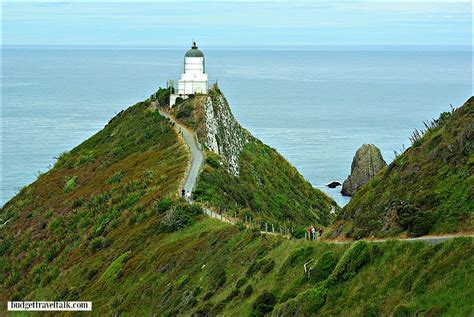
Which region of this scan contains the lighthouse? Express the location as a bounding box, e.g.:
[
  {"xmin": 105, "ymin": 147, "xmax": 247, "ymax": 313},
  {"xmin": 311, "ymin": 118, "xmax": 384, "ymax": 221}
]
[{"xmin": 169, "ymin": 42, "xmax": 209, "ymax": 107}]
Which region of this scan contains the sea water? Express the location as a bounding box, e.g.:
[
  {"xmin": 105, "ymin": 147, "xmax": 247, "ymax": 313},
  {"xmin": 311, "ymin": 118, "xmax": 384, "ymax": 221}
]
[{"xmin": 2, "ymin": 47, "xmax": 472, "ymax": 206}]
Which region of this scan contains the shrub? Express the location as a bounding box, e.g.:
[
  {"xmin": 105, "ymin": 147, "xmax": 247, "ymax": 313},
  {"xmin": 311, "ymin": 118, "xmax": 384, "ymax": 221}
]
[
  {"xmin": 301, "ymin": 284, "xmax": 329, "ymax": 312},
  {"xmin": 247, "ymin": 258, "xmax": 275, "ymax": 276},
  {"xmin": 223, "ymin": 289, "xmax": 240, "ymax": 303},
  {"xmin": 328, "ymin": 241, "xmax": 370, "ymax": 284},
  {"xmin": 89, "ymin": 236, "xmax": 108, "ymax": 252},
  {"xmin": 274, "ymin": 283, "xmax": 328, "ymax": 316},
  {"xmin": 158, "ymin": 207, "xmax": 191, "ymax": 233},
  {"xmin": 107, "ymin": 171, "xmax": 123, "ymax": 184},
  {"xmin": 63, "ymin": 176, "xmax": 78, "ymax": 193},
  {"xmin": 236, "ymin": 277, "xmax": 248, "ymax": 289},
  {"xmin": 175, "ymin": 97, "xmax": 184, "ymax": 105},
  {"xmin": 155, "ymin": 87, "xmax": 171, "ymax": 107},
  {"xmin": 243, "ymin": 284, "xmax": 253, "ymax": 298},
  {"xmin": 291, "ymin": 227, "xmax": 306, "ymax": 239},
  {"xmin": 396, "ymin": 203, "xmax": 433, "ymax": 237},
  {"xmin": 251, "ymin": 291, "xmax": 277, "ymax": 316},
  {"xmin": 176, "ymin": 104, "xmax": 193, "ymax": 119},
  {"xmin": 153, "ymin": 198, "xmax": 173, "ymax": 214},
  {"xmin": 209, "ymin": 266, "xmax": 227, "ymax": 291},
  {"xmin": 48, "ymin": 216, "xmax": 64, "ymax": 235},
  {"xmin": 75, "ymin": 151, "xmax": 96, "ymax": 167},
  {"xmin": 310, "ymin": 251, "xmax": 338, "ymax": 282},
  {"xmin": 206, "ymin": 154, "xmax": 221, "ymax": 169}
]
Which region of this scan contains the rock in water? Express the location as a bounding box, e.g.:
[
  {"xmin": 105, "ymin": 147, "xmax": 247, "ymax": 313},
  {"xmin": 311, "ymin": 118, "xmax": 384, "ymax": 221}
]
[
  {"xmin": 326, "ymin": 181, "xmax": 342, "ymax": 188},
  {"xmin": 341, "ymin": 144, "xmax": 387, "ymax": 196}
]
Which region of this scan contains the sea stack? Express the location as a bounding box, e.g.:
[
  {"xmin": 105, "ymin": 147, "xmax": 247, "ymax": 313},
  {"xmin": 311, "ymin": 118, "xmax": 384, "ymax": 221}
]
[{"xmin": 341, "ymin": 144, "xmax": 387, "ymax": 196}]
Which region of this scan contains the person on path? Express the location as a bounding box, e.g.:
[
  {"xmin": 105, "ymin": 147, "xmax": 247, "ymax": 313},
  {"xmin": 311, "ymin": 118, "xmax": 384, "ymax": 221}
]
[
  {"xmin": 181, "ymin": 189, "xmax": 185, "ymax": 198},
  {"xmin": 186, "ymin": 191, "xmax": 191, "ymax": 201},
  {"xmin": 312, "ymin": 226, "xmax": 317, "ymax": 240}
]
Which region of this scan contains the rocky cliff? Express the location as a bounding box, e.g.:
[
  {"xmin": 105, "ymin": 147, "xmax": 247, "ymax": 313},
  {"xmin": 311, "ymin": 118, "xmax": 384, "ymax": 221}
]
[
  {"xmin": 170, "ymin": 86, "xmax": 336, "ymax": 226},
  {"xmin": 170, "ymin": 87, "xmax": 249, "ymax": 176},
  {"xmin": 341, "ymin": 144, "xmax": 387, "ymax": 196},
  {"xmin": 202, "ymin": 89, "xmax": 249, "ymax": 176}
]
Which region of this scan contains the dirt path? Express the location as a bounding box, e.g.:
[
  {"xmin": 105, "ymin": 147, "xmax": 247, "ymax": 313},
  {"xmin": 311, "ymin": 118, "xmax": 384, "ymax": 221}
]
[{"xmin": 158, "ymin": 108, "xmax": 204, "ymax": 194}]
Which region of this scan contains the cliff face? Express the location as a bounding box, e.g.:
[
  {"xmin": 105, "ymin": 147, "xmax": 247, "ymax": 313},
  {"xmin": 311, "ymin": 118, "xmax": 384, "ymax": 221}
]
[
  {"xmin": 202, "ymin": 90, "xmax": 249, "ymax": 176},
  {"xmin": 170, "ymin": 88, "xmax": 249, "ymax": 176},
  {"xmin": 341, "ymin": 144, "xmax": 387, "ymax": 196},
  {"xmin": 334, "ymin": 97, "xmax": 474, "ymax": 238}
]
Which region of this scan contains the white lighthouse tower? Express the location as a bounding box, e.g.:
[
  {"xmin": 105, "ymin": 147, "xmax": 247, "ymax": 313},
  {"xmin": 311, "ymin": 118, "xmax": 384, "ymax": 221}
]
[{"xmin": 169, "ymin": 42, "xmax": 208, "ymax": 107}]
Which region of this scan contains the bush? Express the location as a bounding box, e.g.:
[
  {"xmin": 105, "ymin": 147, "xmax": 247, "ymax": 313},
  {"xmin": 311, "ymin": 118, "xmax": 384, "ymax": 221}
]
[
  {"xmin": 157, "ymin": 201, "xmax": 203, "ymax": 233},
  {"xmin": 247, "ymin": 258, "xmax": 275, "ymax": 276},
  {"xmin": 223, "ymin": 289, "xmax": 240, "ymax": 303},
  {"xmin": 175, "ymin": 97, "xmax": 184, "ymax": 105},
  {"xmin": 291, "ymin": 227, "xmax": 306, "ymax": 239},
  {"xmin": 328, "ymin": 241, "xmax": 370, "ymax": 284},
  {"xmin": 176, "ymin": 103, "xmax": 193, "ymax": 119},
  {"xmin": 48, "ymin": 216, "xmax": 64, "ymax": 235},
  {"xmin": 252, "ymin": 291, "xmax": 277, "ymax": 316},
  {"xmin": 107, "ymin": 171, "xmax": 123, "ymax": 184},
  {"xmin": 75, "ymin": 151, "xmax": 96, "ymax": 167},
  {"xmin": 63, "ymin": 176, "xmax": 78, "ymax": 193},
  {"xmin": 274, "ymin": 283, "xmax": 328, "ymax": 316},
  {"xmin": 396, "ymin": 203, "xmax": 433, "ymax": 237},
  {"xmin": 235, "ymin": 277, "xmax": 248, "ymax": 290},
  {"xmin": 153, "ymin": 198, "xmax": 173, "ymax": 214},
  {"xmin": 310, "ymin": 251, "xmax": 338, "ymax": 282},
  {"xmin": 155, "ymin": 87, "xmax": 171, "ymax": 107},
  {"xmin": 243, "ymin": 284, "xmax": 253, "ymax": 298},
  {"xmin": 206, "ymin": 153, "xmax": 221, "ymax": 169},
  {"xmin": 209, "ymin": 266, "xmax": 227, "ymax": 291},
  {"xmin": 89, "ymin": 236, "xmax": 109, "ymax": 252}
]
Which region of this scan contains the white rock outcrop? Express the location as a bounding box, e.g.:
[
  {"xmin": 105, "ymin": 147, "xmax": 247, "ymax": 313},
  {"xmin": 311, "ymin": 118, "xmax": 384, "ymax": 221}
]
[{"xmin": 203, "ymin": 92, "xmax": 248, "ymax": 176}]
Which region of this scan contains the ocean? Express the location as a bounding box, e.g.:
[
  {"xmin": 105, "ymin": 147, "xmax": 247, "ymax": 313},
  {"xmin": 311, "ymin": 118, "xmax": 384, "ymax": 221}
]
[{"xmin": 2, "ymin": 47, "xmax": 472, "ymax": 207}]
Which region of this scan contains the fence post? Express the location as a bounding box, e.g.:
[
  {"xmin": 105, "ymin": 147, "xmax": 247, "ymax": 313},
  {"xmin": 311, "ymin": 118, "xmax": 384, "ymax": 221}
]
[
  {"xmin": 272, "ymin": 224, "xmax": 274, "ymax": 233},
  {"xmin": 265, "ymin": 222, "xmax": 268, "ymax": 232}
]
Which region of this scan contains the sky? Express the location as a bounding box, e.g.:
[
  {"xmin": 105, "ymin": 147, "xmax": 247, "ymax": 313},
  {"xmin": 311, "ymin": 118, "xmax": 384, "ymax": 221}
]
[{"xmin": 2, "ymin": 1, "xmax": 472, "ymax": 47}]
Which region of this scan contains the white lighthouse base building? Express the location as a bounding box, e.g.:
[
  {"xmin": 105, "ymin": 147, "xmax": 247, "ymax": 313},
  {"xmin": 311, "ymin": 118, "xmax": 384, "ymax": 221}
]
[{"xmin": 169, "ymin": 42, "xmax": 208, "ymax": 107}]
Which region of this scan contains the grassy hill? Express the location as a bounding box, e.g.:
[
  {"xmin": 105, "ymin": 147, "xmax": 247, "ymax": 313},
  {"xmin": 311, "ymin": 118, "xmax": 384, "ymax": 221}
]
[
  {"xmin": 1, "ymin": 93, "xmax": 473, "ymax": 316},
  {"xmin": 2, "ymin": 214, "xmax": 473, "ymax": 316},
  {"xmin": 0, "ymin": 99, "xmax": 190, "ymax": 303},
  {"xmin": 334, "ymin": 97, "xmax": 474, "ymax": 239},
  {"xmin": 170, "ymin": 87, "xmax": 336, "ymax": 228}
]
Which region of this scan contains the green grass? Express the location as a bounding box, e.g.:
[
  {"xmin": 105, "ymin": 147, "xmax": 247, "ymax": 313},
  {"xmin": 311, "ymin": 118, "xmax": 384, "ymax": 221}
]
[
  {"xmin": 5, "ymin": 215, "xmax": 469, "ymax": 316},
  {"xmin": 0, "ymin": 99, "xmax": 189, "ymax": 306},
  {"xmin": 337, "ymin": 97, "xmax": 474, "ymax": 238}
]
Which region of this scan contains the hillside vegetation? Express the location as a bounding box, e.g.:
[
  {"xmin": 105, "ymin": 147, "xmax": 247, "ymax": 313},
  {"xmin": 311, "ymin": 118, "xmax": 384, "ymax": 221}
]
[
  {"xmin": 170, "ymin": 88, "xmax": 336, "ymax": 228},
  {"xmin": 1, "ymin": 92, "xmax": 473, "ymax": 316},
  {"xmin": 335, "ymin": 97, "xmax": 474, "ymax": 239},
  {"xmin": 2, "ymin": 214, "xmax": 473, "ymax": 316},
  {"xmin": 0, "ymin": 100, "xmax": 190, "ymax": 302}
]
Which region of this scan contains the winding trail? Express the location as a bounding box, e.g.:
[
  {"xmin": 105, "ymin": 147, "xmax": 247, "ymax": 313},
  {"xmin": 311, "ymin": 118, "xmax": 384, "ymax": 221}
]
[
  {"xmin": 157, "ymin": 105, "xmax": 473, "ymax": 245},
  {"xmin": 158, "ymin": 109, "xmax": 204, "ymax": 194}
]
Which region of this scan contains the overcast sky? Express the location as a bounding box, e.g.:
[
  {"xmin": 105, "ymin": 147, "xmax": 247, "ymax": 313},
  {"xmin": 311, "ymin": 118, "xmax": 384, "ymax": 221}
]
[{"xmin": 2, "ymin": 1, "xmax": 472, "ymax": 47}]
